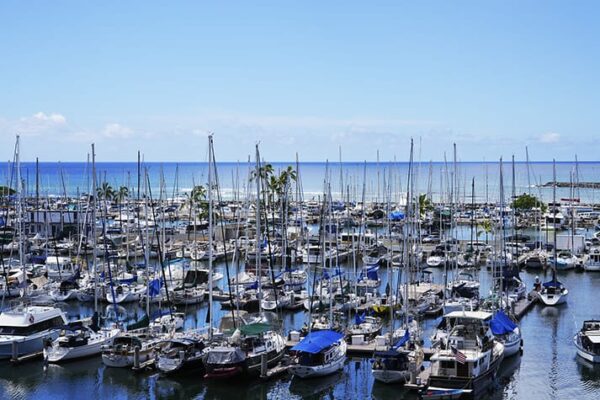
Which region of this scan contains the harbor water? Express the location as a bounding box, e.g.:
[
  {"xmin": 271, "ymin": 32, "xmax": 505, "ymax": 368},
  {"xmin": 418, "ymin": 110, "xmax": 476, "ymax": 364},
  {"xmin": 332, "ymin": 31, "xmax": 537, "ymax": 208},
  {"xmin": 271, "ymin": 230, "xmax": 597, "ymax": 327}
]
[{"xmin": 1, "ymin": 259, "xmax": 600, "ymax": 400}]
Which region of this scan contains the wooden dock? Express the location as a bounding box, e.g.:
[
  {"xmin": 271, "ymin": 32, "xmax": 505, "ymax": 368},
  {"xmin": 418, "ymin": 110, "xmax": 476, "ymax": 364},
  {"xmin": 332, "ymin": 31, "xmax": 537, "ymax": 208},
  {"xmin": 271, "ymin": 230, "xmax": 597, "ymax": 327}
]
[{"xmin": 512, "ymin": 290, "xmax": 539, "ymax": 320}]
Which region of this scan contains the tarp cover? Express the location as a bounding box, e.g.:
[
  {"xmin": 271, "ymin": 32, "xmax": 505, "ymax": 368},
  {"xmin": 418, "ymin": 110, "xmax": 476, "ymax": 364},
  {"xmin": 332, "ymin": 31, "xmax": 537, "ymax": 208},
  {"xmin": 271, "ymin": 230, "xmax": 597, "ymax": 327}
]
[
  {"xmin": 388, "ymin": 211, "xmax": 405, "ymax": 221},
  {"xmin": 291, "ymin": 330, "xmax": 343, "ymax": 354},
  {"xmin": 490, "ymin": 311, "xmax": 518, "ymax": 335},
  {"xmin": 206, "ymin": 347, "xmax": 246, "ymax": 365}
]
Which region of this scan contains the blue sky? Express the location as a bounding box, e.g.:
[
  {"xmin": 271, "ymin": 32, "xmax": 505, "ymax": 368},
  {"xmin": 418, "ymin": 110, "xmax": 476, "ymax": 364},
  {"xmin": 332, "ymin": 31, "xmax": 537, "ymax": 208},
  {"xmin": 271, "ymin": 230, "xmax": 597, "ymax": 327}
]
[{"xmin": 0, "ymin": 1, "xmax": 598, "ymax": 162}]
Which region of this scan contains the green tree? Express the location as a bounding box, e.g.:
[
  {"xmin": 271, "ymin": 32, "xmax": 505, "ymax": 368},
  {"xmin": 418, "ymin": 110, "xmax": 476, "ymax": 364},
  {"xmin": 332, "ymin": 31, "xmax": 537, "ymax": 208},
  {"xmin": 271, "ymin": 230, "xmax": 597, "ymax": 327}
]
[
  {"xmin": 0, "ymin": 186, "xmax": 16, "ymax": 197},
  {"xmin": 512, "ymin": 193, "xmax": 547, "ymax": 212},
  {"xmin": 96, "ymin": 182, "xmax": 115, "ymax": 201},
  {"xmin": 418, "ymin": 194, "xmax": 434, "ymax": 217}
]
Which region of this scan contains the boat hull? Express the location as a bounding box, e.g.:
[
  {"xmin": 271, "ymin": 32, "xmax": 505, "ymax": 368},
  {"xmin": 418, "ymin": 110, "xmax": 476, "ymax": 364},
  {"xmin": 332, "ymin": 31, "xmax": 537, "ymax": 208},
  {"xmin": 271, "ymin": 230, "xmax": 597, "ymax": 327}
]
[
  {"xmin": 290, "ymin": 354, "xmax": 345, "ymax": 378},
  {"xmin": 0, "ymin": 331, "xmax": 59, "ymax": 360},
  {"xmin": 428, "ymin": 350, "xmax": 504, "ymax": 399}
]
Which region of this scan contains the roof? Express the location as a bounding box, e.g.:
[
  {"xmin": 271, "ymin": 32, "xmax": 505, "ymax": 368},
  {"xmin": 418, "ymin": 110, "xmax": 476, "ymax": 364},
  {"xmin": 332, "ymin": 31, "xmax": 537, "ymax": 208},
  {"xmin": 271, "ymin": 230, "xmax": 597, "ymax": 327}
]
[
  {"xmin": 291, "ymin": 330, "xmax": 344, "ymax": 354},
  {"xmin": 444, "ymin": 310, "xmax": 492, "ymax": 320}
]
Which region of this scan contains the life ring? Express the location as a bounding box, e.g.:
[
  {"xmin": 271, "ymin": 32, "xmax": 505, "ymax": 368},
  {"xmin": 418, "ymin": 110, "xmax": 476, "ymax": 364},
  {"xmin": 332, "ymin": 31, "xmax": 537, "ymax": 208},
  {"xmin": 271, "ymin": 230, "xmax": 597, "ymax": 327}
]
[{"xmin": 29, "ymin": 314, "xmax": 35, "ymax": 324}]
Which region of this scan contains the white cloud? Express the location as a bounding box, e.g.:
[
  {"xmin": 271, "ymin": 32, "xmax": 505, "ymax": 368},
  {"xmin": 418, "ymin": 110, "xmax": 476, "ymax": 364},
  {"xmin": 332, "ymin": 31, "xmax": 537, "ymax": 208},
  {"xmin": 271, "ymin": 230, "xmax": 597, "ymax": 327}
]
[
  {"xmin": 102, "ymin": 123, "xmax": 133, "ymax": 138},
  {"xmin": 538, "ymin": 132, "xmax": 560, "ymax": 143},
  {"xmin": 30, "ymin": 112, "xmax": 66, "ymax": 124}
]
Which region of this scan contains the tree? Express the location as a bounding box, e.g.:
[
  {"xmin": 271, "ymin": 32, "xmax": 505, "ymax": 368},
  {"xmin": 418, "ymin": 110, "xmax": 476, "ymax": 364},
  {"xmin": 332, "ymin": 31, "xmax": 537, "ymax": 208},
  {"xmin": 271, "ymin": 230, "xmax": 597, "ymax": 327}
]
[
  {"xmin": 512, "ymin": 193, "xmax": 547, "ymax": 212},
  {"xmin": 96, "ymin": 182, "xmax": 114, "ymax": 201},
  {"xmin": 0, "ymin": 186, "xmax": 16, "ymax": 197},
  {"xmin": 418, "ymin": 194, "xmax": 434, "ymax": 217}
]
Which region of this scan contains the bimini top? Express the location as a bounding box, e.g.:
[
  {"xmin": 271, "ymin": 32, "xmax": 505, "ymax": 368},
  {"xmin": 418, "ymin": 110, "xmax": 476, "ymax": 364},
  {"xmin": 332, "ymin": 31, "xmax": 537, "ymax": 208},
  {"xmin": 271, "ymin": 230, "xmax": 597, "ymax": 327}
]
[
  {"xmin": 444, "ymin": 310, "xmax": 492, "ymax": 321},
  {"xmin": 239, "ymin": 322, "xmax": 272, "ymax": 336},
  {"xmin": 291, "ymin": 330, "xmax": 344, "ymax": 354},
  {"xmin": 490, "ymin": 311, "xmax": 518, "ymax": 335}
]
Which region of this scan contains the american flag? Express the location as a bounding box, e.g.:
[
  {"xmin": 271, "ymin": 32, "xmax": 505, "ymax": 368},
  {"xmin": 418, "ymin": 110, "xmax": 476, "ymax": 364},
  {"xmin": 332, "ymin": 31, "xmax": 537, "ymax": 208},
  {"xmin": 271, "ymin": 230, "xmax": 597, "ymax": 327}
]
[{"xmin": 451, "ymin": 346, "xmax": 467, "ymax": 364}]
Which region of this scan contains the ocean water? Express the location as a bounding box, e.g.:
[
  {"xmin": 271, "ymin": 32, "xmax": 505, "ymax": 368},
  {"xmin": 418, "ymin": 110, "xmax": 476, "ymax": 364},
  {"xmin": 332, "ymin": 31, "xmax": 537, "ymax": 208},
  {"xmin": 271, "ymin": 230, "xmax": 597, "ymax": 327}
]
[{"xmin": 6, "ymin": 161, "xmax": 600, "ymax": 203}]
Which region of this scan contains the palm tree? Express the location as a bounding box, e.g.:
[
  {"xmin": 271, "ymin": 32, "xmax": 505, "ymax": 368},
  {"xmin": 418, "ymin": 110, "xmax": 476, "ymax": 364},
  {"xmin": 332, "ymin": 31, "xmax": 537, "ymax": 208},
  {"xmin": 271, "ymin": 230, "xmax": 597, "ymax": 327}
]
[
  {"xmin": 97, "ymin": 182, "xmax": 115, "ymax": 201},
  {"xmin": 418, "ymin": 193, "xmax": 433, "ymax": 217},
  {"xmin": 276, "ymin": 166, "xmax": 297, "ymax": 210}
]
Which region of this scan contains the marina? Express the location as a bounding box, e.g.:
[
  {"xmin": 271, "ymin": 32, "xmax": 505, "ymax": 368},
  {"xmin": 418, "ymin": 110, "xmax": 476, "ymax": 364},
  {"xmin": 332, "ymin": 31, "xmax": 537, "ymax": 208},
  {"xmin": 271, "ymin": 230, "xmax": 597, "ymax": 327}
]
[
  {"xmin": 0, "ymin": 136, "xmax": 599, "ymax": 400},
  {"xmin": 2, "ymin": 2, "xmax": 600, "ymax": 399}
]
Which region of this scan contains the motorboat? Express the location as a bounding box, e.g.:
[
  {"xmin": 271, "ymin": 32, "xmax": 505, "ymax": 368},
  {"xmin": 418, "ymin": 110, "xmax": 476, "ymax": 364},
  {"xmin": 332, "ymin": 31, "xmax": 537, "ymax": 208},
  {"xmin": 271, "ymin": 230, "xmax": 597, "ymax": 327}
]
[
  {"xmin": 289, "ymin": 330, "xmax": 346, "ymax": 378},
  {"xmin": 574, "ymin": 320, "xmax": 600, "ymax": 363},
  {"xmin": 0, "ymin": 304, "xmax": 68, "ymax": 359}
]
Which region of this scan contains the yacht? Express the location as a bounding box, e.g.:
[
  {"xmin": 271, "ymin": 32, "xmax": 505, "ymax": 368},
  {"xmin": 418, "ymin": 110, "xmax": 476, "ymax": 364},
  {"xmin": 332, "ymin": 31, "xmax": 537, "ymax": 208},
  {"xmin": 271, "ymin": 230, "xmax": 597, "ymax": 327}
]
[
  {"xmin": 0, "ymin": 304, "xmax": 67, "ymax": 359},
  {"xmin": 427, "ymin": 311, "xmax": 505, "ymax": 398},
  {"xmin": 156, "ymin": 334, "xmax": 207, "ymax": 375},
  {"xmin": 204, "ymin": 322, "xmax": 286, "ymax": 379},
  {"xmin": 426, "ymin": 249, "xmax": 447, "ymax": 268},
  {"xmin": 289, "ymin": 330, "xmax": 346, "ymax": 378},
  {"xmin": 101, "ymin": 330, "xmax": 165, "ymax": 368},
  {"xmin": 372, "ymin": 331, "xmax": 424, "ymax": 384},
  {"xmin": 44, "ymin": 319, "xmax": 120, "ymax": 363},
  {"xmin": 45, "ymin": 257, "xmax": 79, "ymax": 281},
  {"xmin": 584, "ymin": 248, "xmax": 600, "ymax": 272},
  {"xmin": 574, "ymin": 320, "xmax": 600, "ymax": 363},
  {"xmin": 538, "ymin": 280, "xmax": 568, "ymax": 306}
]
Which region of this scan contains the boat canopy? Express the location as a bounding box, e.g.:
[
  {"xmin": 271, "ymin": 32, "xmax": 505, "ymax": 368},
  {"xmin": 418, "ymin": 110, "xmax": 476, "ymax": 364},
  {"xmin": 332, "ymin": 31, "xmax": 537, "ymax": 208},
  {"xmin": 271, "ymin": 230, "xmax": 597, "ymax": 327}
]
[
  {"xmin": 239, "ymin": 322, "xmax": 272, "ymax": 336},
  {"xmin": 490, "ymin": 311, "xmax": 517, "ymax": 335},
  {"xmin": 543, "ymin": 280, "xmax": 563, "ymax": 288},
  {"xmin": 291, "ymin": 330, "xmax": 343, "ymax": 354}
]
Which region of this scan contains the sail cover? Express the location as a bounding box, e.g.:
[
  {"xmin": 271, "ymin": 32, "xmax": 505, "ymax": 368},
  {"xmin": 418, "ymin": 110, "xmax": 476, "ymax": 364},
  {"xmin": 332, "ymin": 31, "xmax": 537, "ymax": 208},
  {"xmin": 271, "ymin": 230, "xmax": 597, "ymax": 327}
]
[
  {"xmin": 490, "ymin": 311, "xmax": 518, "ymax": 335},
  {"xmin": 291, "ymin": 330, "xmax": 344, "ymax": 354}
]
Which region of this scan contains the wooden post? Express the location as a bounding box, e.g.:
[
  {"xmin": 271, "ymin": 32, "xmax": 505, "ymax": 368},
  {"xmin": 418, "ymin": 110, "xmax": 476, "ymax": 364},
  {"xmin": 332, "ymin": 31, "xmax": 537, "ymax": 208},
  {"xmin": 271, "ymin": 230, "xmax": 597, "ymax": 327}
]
[
  {"xmin": 133, "ymin": 346, "xmax": 140, "ymax": 369},
  {"xmin": 260, "ymin": 353, "xmax": 267, "ymax": 378},
  {"xmin": 11, "ymin": 341, "xmax": 18, "ymax": 362}
]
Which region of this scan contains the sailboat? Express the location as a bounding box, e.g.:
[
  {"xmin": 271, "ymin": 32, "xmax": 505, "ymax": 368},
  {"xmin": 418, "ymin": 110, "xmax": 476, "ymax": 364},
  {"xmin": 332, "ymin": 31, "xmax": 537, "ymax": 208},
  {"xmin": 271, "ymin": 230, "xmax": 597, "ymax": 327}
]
[
  {"xmin": 539, "ymin": 160, "xmax": 569, "ymax": 306},
  {"xmin": 372, "ymin": 139, "xmax": 424, "ymax": 385},
  {"xmin": 44, "ymin": 314, "xmax": 120, "ymax": 363}
]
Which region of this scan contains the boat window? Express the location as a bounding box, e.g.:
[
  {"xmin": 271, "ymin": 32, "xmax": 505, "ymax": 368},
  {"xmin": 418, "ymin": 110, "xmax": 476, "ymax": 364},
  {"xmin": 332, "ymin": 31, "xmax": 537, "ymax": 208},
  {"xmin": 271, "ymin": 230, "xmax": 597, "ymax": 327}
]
[
  {"xmin": 0, "ymin": 316, "xmax": 64, "ymax": 336},
  {"xmin": 440, "ymin": 360, "xmax": 455, "ymax": 369}
]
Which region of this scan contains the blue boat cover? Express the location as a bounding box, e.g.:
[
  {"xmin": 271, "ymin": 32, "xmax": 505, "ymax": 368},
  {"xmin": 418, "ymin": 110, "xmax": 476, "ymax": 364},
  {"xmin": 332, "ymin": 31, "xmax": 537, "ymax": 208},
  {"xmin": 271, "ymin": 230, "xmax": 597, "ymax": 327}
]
[
  {"xmin": 392, "ymin": 329, "xmax": 410, "ymax": 350},
  {"xmin": 490, "ymin": 311, "xmax": 517, "ymax": 335},
  {"xmin": 291, "ymin": 330, "xmax": 344, "ymax": 354},
  {"xmin": 149, "ymin": 279, "xmax": 162, "ymax": 297},
  {"xmin": 388, "ymin": 211, "xmax": 405, "ymax": 221},
  {"xmin": 355, "ymin": 312, "xmax": 366, "ymax": 325},
  {"xmin": 542, "ymin": 280, "xmax": 563, "ymax": 288}
]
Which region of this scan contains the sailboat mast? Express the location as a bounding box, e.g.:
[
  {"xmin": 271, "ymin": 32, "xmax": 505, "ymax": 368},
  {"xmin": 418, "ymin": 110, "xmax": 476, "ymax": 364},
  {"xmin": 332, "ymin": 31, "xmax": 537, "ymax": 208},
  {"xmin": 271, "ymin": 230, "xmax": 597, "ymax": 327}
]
[
  {"xmin": 552, "ymin": 159, "xmax": 557, "ymax": 282},
  {"xmin": 208, "ymin": 135, "xmax": 214, "ymax": 338},
  {"xmin": 255, "ymin": 144, "xmax": 262, "ymax": 313}
]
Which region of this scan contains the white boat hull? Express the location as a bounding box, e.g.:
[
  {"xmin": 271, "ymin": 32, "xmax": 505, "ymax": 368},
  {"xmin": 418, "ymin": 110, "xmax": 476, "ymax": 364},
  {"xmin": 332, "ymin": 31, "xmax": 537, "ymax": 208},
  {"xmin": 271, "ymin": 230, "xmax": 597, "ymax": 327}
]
[
  {"xmin": 45, "ymin": 330, "xmax": 120, "ymax": 363},
  {"xmin": 290, "ymin": 354, "xmax": 345, "ymax": 378}
]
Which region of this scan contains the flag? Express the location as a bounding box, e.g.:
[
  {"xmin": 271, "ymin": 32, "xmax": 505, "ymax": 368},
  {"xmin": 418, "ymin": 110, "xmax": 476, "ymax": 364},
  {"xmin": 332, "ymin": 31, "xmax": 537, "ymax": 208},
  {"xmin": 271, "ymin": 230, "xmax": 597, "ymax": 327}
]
[{"xmin": 451, "ymin": 346, "xmax": 467, "ymax": 364}]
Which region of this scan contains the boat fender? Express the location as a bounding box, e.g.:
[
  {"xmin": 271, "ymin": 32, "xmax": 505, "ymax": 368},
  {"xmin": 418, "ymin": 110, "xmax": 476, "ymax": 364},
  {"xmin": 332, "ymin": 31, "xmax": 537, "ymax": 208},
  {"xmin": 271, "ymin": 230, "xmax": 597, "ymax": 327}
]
[
  {"xmin": 29, "ymin": 314, "xmax": 35, "ymax": 324},
  {"xmin": 420, "ymin": 365, "xmax": 425, "ymax": 372},
  {"xmin": 519, "ymin": 348, "xmax": 523, "ymax": 356}
]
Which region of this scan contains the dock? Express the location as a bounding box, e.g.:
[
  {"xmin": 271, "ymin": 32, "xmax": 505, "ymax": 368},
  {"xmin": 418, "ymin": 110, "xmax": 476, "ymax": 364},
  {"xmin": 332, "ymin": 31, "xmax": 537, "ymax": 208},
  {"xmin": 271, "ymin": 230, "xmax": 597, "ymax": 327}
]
[{"xmin": 512, "ymin": 290, "xmax": 539, "ymax": 320}]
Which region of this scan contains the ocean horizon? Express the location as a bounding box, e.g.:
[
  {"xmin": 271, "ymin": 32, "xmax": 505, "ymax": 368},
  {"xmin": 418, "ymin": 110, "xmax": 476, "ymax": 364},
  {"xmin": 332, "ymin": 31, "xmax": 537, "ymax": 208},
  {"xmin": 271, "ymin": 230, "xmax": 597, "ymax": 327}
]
[{"xmin": 3, "ymin": 160, "xmax": 599, "ymax": 203}]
